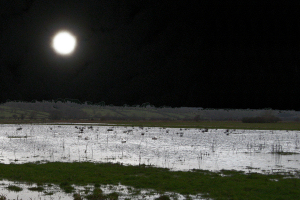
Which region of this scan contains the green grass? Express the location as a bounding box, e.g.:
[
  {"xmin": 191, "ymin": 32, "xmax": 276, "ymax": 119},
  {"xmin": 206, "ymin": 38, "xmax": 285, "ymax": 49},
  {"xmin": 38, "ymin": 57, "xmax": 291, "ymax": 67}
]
[
  {"xmin": 59, "ymin": 182, "xmax": 75, "ymax": 193},
  {"xmin": 6, "ymin": 185, "xmax": 23, "ymax": 192},
  {"xmin": 28, "ymin": 186, "xmax": 44, "ymax": 191},
  {"xmin": 85, "ymin": 188, "xmax": 118, "ymax": 200},
  {"xmin": 155, "ymin": 195, "xmax": 171, "ymax": 200},
  {"xmin": 0, "ymin": 162, "xmax": 299, "ymax": 199}
]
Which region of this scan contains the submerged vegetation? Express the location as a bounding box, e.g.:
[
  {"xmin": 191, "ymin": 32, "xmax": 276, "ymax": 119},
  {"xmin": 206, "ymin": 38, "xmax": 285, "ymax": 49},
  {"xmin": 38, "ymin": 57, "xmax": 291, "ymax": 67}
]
[
  {"xmin": 6, "ymin": 185, "xmax": 23, "ymax": 192},
  {"xmin": 84, "ymin": 188, "xmax": 118, "ymax": 200},
  {"xmin": 27, "ymin": 186, "xmax": 44, "ymax": 191},
  {"xmin": 270, "ymin": 152, "xmax": 300, "ymax": 155},
  {"xmin": 0, "ymin": 162, "xmax": 300, "ymax": 199},
  {"xmin": 7, "ymin": 135, "xmax": 29, "ymax": 139}
]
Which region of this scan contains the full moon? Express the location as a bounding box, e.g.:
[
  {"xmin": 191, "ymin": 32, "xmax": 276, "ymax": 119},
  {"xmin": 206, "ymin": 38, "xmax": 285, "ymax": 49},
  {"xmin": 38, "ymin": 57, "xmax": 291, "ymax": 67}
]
[{"xmin": 52, "ymin": 31, "xmax": 77, "ymax": 55}]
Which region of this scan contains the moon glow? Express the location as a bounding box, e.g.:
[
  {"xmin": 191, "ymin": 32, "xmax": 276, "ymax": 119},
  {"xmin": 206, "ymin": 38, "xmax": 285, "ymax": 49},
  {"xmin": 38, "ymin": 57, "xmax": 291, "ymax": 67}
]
[{"xmin": 52, "ymin": 31, "xmax": 77, "ymax": 55}]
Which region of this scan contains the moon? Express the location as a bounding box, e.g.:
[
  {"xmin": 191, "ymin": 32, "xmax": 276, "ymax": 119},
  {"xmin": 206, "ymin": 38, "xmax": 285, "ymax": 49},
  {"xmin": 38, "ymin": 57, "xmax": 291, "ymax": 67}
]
[{"xmin": 52, "ymin": 31, "xmax": 77, "ymax": 55}]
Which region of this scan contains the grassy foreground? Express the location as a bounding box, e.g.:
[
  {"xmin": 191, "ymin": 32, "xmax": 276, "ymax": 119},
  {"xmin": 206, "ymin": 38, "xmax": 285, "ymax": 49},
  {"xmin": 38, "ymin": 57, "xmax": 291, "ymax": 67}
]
[{"xmin": 0, "ymin": 162, "xmax": 299, "ymax": 199}]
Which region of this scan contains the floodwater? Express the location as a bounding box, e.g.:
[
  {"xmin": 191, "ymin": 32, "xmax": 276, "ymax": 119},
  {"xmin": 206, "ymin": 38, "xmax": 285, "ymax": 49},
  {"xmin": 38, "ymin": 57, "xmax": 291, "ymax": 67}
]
[
  {"xmin": 0, "ymin": 180, "xmax": 205, "ymax": 200},
  {"xmin": 0, "ymin": 124, "xmax": 299, "ymax": 199}
]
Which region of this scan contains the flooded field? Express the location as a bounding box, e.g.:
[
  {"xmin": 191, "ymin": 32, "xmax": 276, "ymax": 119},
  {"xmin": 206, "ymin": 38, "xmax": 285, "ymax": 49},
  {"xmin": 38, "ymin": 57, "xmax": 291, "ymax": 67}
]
[
  {"xmin": 0, "ymin": 123, "xmax": 300, "ymax": 199},
  {"xmin": 1, "ymin": 124, "xmax": 300, "ymax": 173},
  {"xmin": 0, "ymin": 180, "xmax": 200, "ymax": 200}
]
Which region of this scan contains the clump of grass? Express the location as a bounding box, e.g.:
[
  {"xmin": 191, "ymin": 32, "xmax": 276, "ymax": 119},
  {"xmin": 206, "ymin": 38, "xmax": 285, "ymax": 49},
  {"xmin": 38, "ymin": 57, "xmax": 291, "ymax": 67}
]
[
  {"xmin": 0, "ymin": 194, "xmax": 6, "ymax": 200},
  {"xmin": 59, "ymin": 182, "xmax": 74, "ymax": 193},
  {"xmin": 85, "ymin": 188, "xmax": 104, "ymax": 199},
  {"xmin": 73, "ymin": 193, "xmax": 83, "ymax": 200},
  {"xmin": 37, "ymin": 182, "xmax": 43, "ymax": 186},
  {"xmin": 84, "ymin": 186, "xmax": 90, "ymax": 194},
  {"xmin": 184, "ymin": 195, "xmax": 193, "ymax": 200},
  {"xmin": 44, "ymin": 191, "xmax": 54, "ymax": 195},
  {"xmin": 6, "ymin": 185, "xmax": 22, "ymax": 192},
  {"xmin": 85, "ymin": 188, "xmax": 119, "ymax": 200},
  {"xmin": 28, "ymin": 186, "xmax": 44, "ymax": 191},
  {"xmin": 131, "ymin": 188, "xmax": 141, "ymax": 195},
  {"xmin": 155, "ymin": 195, "xmax": 171, "ymax": 200},
  {"xmin": 106, "ymin": 192, "xmax": 119, "ymax": 199}
]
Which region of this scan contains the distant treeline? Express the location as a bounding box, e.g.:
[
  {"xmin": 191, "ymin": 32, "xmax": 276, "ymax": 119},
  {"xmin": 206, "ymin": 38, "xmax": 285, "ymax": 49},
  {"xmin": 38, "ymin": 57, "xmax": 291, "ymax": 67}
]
[{"xmin": 0, "ymin": 100, "xmax": 300, "ymax": 122}]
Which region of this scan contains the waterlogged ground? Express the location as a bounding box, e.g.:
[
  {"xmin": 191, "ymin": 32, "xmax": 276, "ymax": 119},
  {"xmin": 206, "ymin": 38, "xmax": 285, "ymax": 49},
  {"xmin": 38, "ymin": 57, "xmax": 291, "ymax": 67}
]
[
  {"xmin": 0, "ymin": 124, "xmax": 300, "ymax": 173},
  {"xmin": 0, "ymin": 180, "xmax": 202, "ymax": 200},
  {"xmin": 0, "ymin": 124, "xmax": 300, "ymax": 199}
]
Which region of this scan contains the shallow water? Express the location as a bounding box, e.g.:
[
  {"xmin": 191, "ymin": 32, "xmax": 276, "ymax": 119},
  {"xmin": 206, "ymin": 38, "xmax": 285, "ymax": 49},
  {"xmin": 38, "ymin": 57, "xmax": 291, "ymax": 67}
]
[
  {"xmin": 0, "ymin": 180, "xmax": 205, "ymax": 200},
  {"xmin": 1, "ymin": 124, "xmax": 300, "ymax": 174},
  {"xmin": 1, "ymin": 124, "xmax": 299, "ymax": 199},
  {"xmin": 0, "ymin": 180, "xmax": 72, "ymax": 199}
]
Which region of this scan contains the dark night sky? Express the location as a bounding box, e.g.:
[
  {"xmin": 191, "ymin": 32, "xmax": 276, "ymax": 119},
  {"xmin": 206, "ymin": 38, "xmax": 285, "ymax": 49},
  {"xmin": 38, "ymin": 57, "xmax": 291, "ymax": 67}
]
[{"xmin": 0, "ymin": 1, "xmax": 299, "ymax": 110}]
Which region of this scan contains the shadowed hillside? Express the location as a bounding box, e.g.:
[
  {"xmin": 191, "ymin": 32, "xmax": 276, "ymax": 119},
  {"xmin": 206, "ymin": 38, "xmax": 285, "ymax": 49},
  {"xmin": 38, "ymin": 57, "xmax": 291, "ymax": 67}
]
[{"xmin": 1, "ymin": 100, "xmax": 300, "ymax": 122}]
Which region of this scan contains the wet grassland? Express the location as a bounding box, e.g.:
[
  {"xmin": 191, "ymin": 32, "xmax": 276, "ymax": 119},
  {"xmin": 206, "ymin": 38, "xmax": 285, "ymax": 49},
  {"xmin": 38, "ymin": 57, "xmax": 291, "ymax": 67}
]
[
  {"xmin": 1, "ymin": 123, "xmax": 300, "ymax": 199},
  {"xmin": 0, "ymin": 162, "xmax": 300, "ymax": 200}
]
